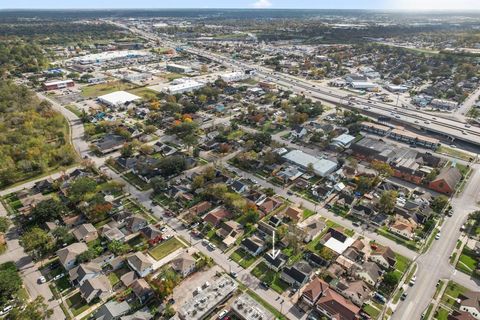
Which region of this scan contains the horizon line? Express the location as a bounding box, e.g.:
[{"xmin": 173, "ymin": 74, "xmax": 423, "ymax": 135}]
[{"xmin": 1, "ymin": 8, "xmax": 480, "ymax": 11}]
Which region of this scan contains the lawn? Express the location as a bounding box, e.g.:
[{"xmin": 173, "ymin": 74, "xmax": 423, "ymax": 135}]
[
  {"xmin": 127, "ymin": 87, "xmax": 158, "ymax": 100},
  {"xmin": 456, "ymin": 247, "xmax": 478, "ymax": 276},
  {"xmin": 162, "ymin": 72, "xmax": 185, "ymax": 81},
  {"xmin": 65, "ymin": 105, "xmax": 83, "ymax": 117},
  {"xmin": 108, "ymin": 272, "xmax": 120, "ymax": 286},
  {"xmin": 54, "ymin": 276, "xmax": 72, "ymax": 293},
  {"xmin": 66, "ymin": 292, "xmax": 90, "ymax": 316},
  {"xmin": 148, "ymin": 237, "xmax": 184, "ymax": 261},
  {"xmin": 377, "ymin": 227, "xmax": 420, "ymax": 251},
  {"xmin": 395, "ymin": 254, "xmax": 411, "ymax": 274},
  {"xmin": 251, "ymin": 262, "xmax": 289, "ymax": 293},
  {"xmin": 230, "ymin": 248, "xmax": 257, "ymax": 269},
  {"xmin": 122, "ymin": 172, "xmax": 151, "ymax": 191},
  {"xmin": 435, "ymin": 307, "xmax": 450, "ymax": 320},
  {"xmin": 303, "ymin": 209, "xmax": 315, "ymax": 219},
  {"xmin": 437, "ymin": 146, "xmax": 473, "ymax": 161},
  {"xmin": 441, "ymin": 281, "xmax": 467, "ymax": 308},
  {"xmin": 81, "ymin": 81, "xmax": 136, "ymax": 98},
  {"xmin": 362, "ymin": 303, "xmax": 381, "ymax": 319}
]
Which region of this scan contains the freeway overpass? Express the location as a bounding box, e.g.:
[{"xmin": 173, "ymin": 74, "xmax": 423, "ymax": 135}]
[{"xmin": 120, "ymin": 22, "xmax": 480, "ymax": 148}]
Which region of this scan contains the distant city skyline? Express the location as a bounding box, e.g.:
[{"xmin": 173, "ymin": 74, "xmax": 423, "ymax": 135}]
[{"xmin": 1, "ymin": 0, "xmax": 478, "ymax": 10}]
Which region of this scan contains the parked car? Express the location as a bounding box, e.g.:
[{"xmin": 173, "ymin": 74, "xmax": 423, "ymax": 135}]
[
  {"xmin": 401, "ymin": 291, "xmax": 408, "ymax": 300},
  {"xmin": 208, "ymin": 243, "xmax": 217, "ymax": 250},
  {"xmin": 0, "ymin": 305, "xmax": 13, "ymax": 316},
  {"xmin": 218, "ymin": 309, "xmax": 228, "ymax": 319},
  {"xmin": 435, "ymin": 233, "xmax": 441, "ymax": 240},
  {"xmin": 38, "ymin": 276, "xmax": 47, "ymax": 284}
]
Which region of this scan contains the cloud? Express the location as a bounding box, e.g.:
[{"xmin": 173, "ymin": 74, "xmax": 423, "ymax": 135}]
[{"xmin": 252, "ymin": 0, "xmax": 272, "ymax": 8}]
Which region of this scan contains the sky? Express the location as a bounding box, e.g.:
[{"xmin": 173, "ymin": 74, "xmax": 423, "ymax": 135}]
[{"xmin": 1, "ymin": 0, "xmax": 479, "ymax": 10}]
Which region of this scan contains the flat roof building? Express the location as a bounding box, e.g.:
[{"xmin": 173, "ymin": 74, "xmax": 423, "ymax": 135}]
[
  {"xmin": 178, "ymin": 275, "xmax": 237, "ymax": 320},
  {"xmin": 166, "ymin": 63, "xmax": 192, "ymax": 74},
  {"xmin": 164, "ymin": 80, "xmax": 204, "ymax": 94},
  {"xmin": 43, "ymin": 79, "xmax": 74, "ymax": 91},
  {"xmin": 283, "ymin": 150, "xmax": 337, "ymax": 177},
  {"xmin": 231, "ymin": 293, "xmax": 275, "ymax": 320},
  {"xmin": 98, "ymin": 91, "xmax": 141, "ymax": 107}
]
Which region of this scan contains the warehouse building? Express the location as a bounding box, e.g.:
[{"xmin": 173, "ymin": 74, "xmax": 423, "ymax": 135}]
[
  {"xmin": 220, "ymin": 71, "xmax": 249, "ymax": 82},
  {"xmin": 166, "ymin": 63, "xmax": 192, "ymax": 74},
  {"xmin": 164, "ymin": 80, "xmax": 204, "ymax": 94},
  {"xmin": 350, "ymin": 81, "xmax": 379, "ymax": 91},
  {"xmin": 283, "ymin": 150, "xmax": 337, "ymax": 177},
  {"xmin": 98, "ymin": 91, "xmax": 141, "ymax": 108},
  {"xmin": 43, "ymin": 79, "xmax": 74, "ymax": 91}
]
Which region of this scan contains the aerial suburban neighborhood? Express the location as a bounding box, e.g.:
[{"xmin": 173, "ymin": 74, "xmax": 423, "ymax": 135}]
[{"xmin": 0, "ymin": 3, "xmax": 480, "ymax": 320}]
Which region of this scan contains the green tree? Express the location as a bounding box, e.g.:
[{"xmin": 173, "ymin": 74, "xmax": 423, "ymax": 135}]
[
  {"xmin": 431, "ymin": 195, "xmax": 449, "ymax": 213},
  {"xmin": 7, "ymin": 296, "xmax": 53, "ymax": 320},
  {"xmin": 378, "ymin": 190, "xmax": 398, "ymax": 214},
  {"xmin": 52, "ymin": 226, "xmax": 75, "ymax": 245},
  {"xmin": 29, "ymin": 199, "xmax": 66, "ymax": 225},
  {"xmin": 20, "ymin": 227, "xmax": 55, "ymax": 259},
  {"xmin": 68, "ymin": 177, "xmax": 97, "ymax": 203},
  {"xmin": 0, "ymin": 262, "xmax": 22, "ymax": 305},
  {"xmin": 108, "ymin": 240, "xmax": 131, "ymax": 255},
  {"xmin": 0, "ymin": 217, "xmax": 11, "ymax": 233}
]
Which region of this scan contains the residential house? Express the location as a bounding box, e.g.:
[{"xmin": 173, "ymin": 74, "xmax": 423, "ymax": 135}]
[
  {"xmin": 187, "ymin": 201, "xmax": 212, "ymax": 217},
  {"xmin": 259, "ymin": 197, "xmax": 283, "ymax": 215},
  {"xmin": 127, "ymin": 252, "xmax": 154, "ymax": 277},
  {"xmin": 291, "ymin": 125, "xmax": 307, "ymax": 139},
  {"xmin": 131, "ymin": 279, "xmax": 153, "ymax": 303},
  {"xmin": 73, "ymin": 223, "xmax": 99, "ymax": 243},
  {"xmin": 264, "ymin": 252, "xmax": 287, "ymax": 272},
  {"xmin": 126, "ymin": 215, "xmax": 149, "ymax": 233},
  {"xmin": 120, "ymin": 271, "xmax": 138, "ymax": 287},
  {"xmin": 57, "ymin": 242, "xmax": 88, "ymax": 270},
  {"xmin": 389, "ymin": 217, "xmax": 417, "ymax": 240},
  {"xmin": 80, "ymin": 275, "xmax": 112, "ymax": 303},
  {"xmin": 203, "ymin": 207, "xmax": 233, "ymax": 227},
  {"xmin": 284, "ymin": 206, "xmax": 303, "ymax": 223},
  {"xmin": 429, "ymin": 166, "xmax": 462, "ymax": 195},
  {"xmin": 171, "ymin": 252, "xmax": 196, "ymax": 277},
  {"xmin": 231, "ymin": 180, "xmax": 248, "ymax": 194},
  {"xmin": 370, "ymin": 246, "xmax": 396, "ymax": 269},
  {"xmin": 299, "ymin": 218, "xmax": 326, "ymax": 243},
  {"xmin": 300, "ymin": 277, "xmax": 328, "ymax": 309},
  {"xmin": 459, "ymin": 290, "xmax": 480, "ymax": 320},
  {"xmin": 241, "ymin": 236, "xmax": 266, "ymax": 257},
  {"xmin": 336, "ymin": 193, "xmax": 356, "ymax": 208},
  {"xmin": 69, "ymin": 262, "xmax": 102, "ymax": 286},
  {"xmin": 94, "ymin": 301, "xmax": 130, "ymax": 320},
  {"xmin": 355, "ymin": 262, "xmax": 383, "ymax": 286},
  {"xmin": 102, "ymin": 223, "xmax": 126, "ymax": 242},
  {"xmin": 448, "ymin": 311, "xmax": 477, "ymax": 320},
  {"xmin": 280, "ymin": 261, "xmax": 312, "ymax": 288},
  {"xmin": 334, "ymin": 280, "xmax": 371, "ymax": 307},
  {"xmin": 216, "ymin": 220, "xmax": 244, "ymax": 247},
  {"xmin": 140, "ymin": 225, "xmax": 163, "ymax": 245}
]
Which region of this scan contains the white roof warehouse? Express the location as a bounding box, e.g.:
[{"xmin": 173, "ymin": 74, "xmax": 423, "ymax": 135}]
[
  {"xmin": 98, "ymin": 91, "xmax": 141, "ymax": 107},
  {"xmin": 283, "ymin": 150, "xmax": 337, "ymax": 177}
]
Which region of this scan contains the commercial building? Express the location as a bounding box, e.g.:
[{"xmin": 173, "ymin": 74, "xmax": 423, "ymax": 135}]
[
  {"xmin": 231, "ymin": 293, "xmax": 275, "ymax": 320},
  {"xmin": 178, "ymin": 275, "xmax": 237, "ymax": 320},
  {"xmin": 283, "ymin": 150, "xmax": 337, "ymax": 177},
  {"xmin": 71, "ymin": 50, "xmax": 151, "ymax": 65},
  {"xmin": 385, "ymin": 84, "xmax": 409, "ymax": 93},
  {"xmin": 220, "ymin": 71, "xmax": 249, "ymax": 82},
  {"xmin": 430, "ymin": 99, "xmax": 458, "ymax": 110},
  {"xmin": 350, "ymin": 81, "xmax": 379, "ymax": 91},
  {"xmin": 166, "ymin": 63, "xmax": 192, "ymax": 74},
  {"xmin": 164, "ymin": 80, "xmax": 205, "ymax": 94},
  {"xmin": 330, "ymin": 133, "xmax": 356, "ymax": 149},
  {"xmin": 43, "ymin": 79, "xmax": 74, "ymax": 91},
  {"xmin": 98, "ymin": 91, "xmax": 141, "ymax": 108}
]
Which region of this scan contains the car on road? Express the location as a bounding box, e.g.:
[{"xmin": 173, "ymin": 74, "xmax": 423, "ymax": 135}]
[
  {"xmin": 287, "ymin": 191, "xmax": 294, "ymax": 196},
  {"xmin": 230, "ymin": 271, "xmax": 237, "ymax": 278},
  {"xmin": 352, "ymin": 221, "xmax": 361, "ymax": 227},
  {"xmin": 202, "ymin": 239, "xmax": 210, "ymax": 246},
  {"xmin": 260, "ymin": 281, "xmax": 269, "ymax": 289},
  {"xmin": 401, "ymin": 291, "xmax": 408, "ymax": 300},
  {"xmin": 465, "ymin": 124, "xmax": 471, "ymax": 128},
  {"xmin": 0, "ymin": 305, "xmax": 13, "ymax": 316},
  {"xmin": 38, "ymin": 276, "xmax": 47, "ymax": 284},
  {"xmin": 409, "ymin": 276, "xmax": 416, "ymax": 286},
  {"xmin": 208, "ymin": 243, "xmax": 217, "ymax": 250},
  {"xmin": 218, "ymin": 309, "xmax": 228, "ymax": 319},
  {"xmin": 450, "ymin": 144, "xmax": 457, "ymax": 148},
  {"xmin": 435, "ymin": 232, "xmax": 441, "ymax": 240}
]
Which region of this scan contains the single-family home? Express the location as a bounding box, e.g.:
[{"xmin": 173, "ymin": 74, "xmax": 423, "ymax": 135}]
[
  {"xmin": 170, "ymin": 252, "xmax": 196, "ymax": 277},
  {"xmin": 291, "ymin": 125, "xmax": 307, "ymax": 139},
  {"xmin": 127, "ymin": 252, "xmax": 154, "ymax": 277},
  {"xmin": 370, "ymin": 246, "xmax": 396, "ymax": 269},
  {"xmin": 355, "ymin": 261, "xmax": 383, "ymax": 286},
  {"xmin": 203, "ymin": 207, "xmax": 233, "ymax": 227},
  {"xmin": 130, "ymin": 278, "xmax": 154, "ymax": 303},
  {"xmin": 73, "ymin": 223, "xmax": 98, "ymax": 243},
  {"xmin": 69, "ymin": 262, "xmax": 102, "ymax": 286},
  {"xmin": 94, "ymin": 300, "xmax": 130, "ymax": 320},
  {"xmin": 429, "ymin": 166, "xmax": 462, "ymax": 195},
  {"xmin": 80, "ymin": 275, "xmax": 112, "ymax": 303},
  {"xmin": 241, "ymin": 236, "xmax": 266, "ymax": 257},
  {"xmin": 57, "ymin": 242, "xmax": 88, "ymax": 270},
  {"xmin": 280, "ymin": 261, "xmax": 312, "ymax": 288},
  {"xmin": 284, "ymin": 206, "xmax": 303, "ymax": 222},
  {"xmin": 459, "ymin": 290, "xmax": 480, "ymax": 320},
  {"xmin": 126, "ymin": 215, "xmax": 148, "ymax": 233},
  {"xmin": 216, "ymin": 220, "xmax": 244, "ymax": 247}
]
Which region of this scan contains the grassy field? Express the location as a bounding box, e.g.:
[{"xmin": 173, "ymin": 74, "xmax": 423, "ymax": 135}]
[
  {"xmin": 81, "ymin": 81, "xmax": 136, "ymax": 98},
  {"xmin": 363, "ymin": 303, "xmax": 381, "ymax": 319},
  {"xmin": 65, "ymin": 105, "xmax": 83, "ymax": 117},
  {"xmin": 437, "ymin": 146, "xmax": 474, "ymax": 161},
  {"xmin": 395, "ymin": 254, "xmax": 411, "ymax": 274},
  {"xmin": 148, "ymin": 237, "xmax": 184, "ymax": 261},
  {"xmin": 122, "ymin": 172, "xmax": 151, "ymax": 191},
  {"xmin": 230, "ymin": 248, "xmax": 258, "ymax": 269},
  {"xmin": 456, "ymin": 247, "xmax": 477, "ymax": 276},
  {"xmin": 127, "ymin": 87, "xmax": 158, "ymax": 100},
  {"xmin": 303, "ymin": 209, "xmax": 316, "ymax": 219},
  {"xmin": 66, "ymin": 292, "xmax": 90, "ymax": 316},
  {"xmin": 440, "ymin": 281, "xmax": 468, "ymax": 308},
  {"xmin": 108, "ymin": 272, "xmax": 120, "ymax": 286},
  {"xmin": 162, "ymin": 72, "xmax": 185, "ymax": 82},
  {"xmin": 251, "ymin": 262, "xmax": 289, "ymax": 293}
]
